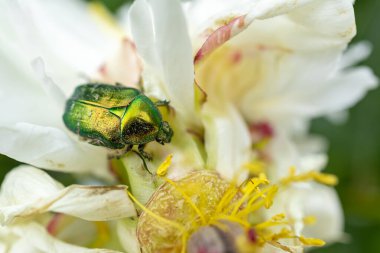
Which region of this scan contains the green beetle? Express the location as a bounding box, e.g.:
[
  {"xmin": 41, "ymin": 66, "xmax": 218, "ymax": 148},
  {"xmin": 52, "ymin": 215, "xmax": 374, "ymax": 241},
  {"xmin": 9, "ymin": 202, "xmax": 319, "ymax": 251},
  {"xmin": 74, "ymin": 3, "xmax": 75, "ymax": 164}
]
[{"xmin": 63, "ymin": 83, "xmax": 173, "ymax": 159}]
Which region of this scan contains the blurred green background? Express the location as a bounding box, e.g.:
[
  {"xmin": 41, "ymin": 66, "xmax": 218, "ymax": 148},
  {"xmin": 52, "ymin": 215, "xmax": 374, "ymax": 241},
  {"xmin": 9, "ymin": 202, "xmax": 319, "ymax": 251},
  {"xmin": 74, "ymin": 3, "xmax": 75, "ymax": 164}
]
[
  {"xmin": 1, "ymin": 0, "xmax": 379, "ymax": 252},
  {"xmin": 311, "ymin": 0, "xmax": 380, "ymax": 252}
]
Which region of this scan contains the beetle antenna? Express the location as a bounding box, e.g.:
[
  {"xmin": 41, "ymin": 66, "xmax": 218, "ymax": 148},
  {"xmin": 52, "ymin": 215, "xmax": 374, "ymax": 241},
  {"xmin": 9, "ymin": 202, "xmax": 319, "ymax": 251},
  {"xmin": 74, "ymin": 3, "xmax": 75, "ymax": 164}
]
[{"xmin": 132, "ymin": 150, "xmax": 152, "ymax": 175}]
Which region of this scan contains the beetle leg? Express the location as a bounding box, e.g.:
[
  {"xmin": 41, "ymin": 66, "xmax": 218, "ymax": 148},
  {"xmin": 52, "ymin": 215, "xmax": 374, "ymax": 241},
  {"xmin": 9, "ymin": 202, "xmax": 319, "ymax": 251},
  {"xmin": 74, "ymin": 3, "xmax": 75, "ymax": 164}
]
[
  {"xmin": 138, "ymin": 144, "xmax": 153, "ymax": 161},
  {"xmin": 155, "ymin": 100, "xmax": 174, "ymax": 115},
  {"xmin": 155, "ymin": 100, "xmax": 170, "ymax": 107},
  {"xmin": 132, "ymin": 151, "xmax": 152, "ymax": 175},
  {"xmin": 125, "ymin": 144, "xmax": 133, "ymax": 153}
]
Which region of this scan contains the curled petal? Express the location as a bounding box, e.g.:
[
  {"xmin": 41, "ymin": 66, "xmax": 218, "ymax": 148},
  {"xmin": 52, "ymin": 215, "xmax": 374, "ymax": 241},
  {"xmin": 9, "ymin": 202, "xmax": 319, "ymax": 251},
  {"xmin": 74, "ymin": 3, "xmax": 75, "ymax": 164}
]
[
  {"xmin": 194, "ymin": 0, "xmax": 355, "ymax": 60},
  {"xmin": 0, "ymin": 123, "xmax": 109, "ymax": 177},
  {"xmin": 0, "ymin": 166, "xmax": 136, "ymax": 225},
  {"xmin": 194, "ymin": 15, "xmax": 247, "ymax": 63}
]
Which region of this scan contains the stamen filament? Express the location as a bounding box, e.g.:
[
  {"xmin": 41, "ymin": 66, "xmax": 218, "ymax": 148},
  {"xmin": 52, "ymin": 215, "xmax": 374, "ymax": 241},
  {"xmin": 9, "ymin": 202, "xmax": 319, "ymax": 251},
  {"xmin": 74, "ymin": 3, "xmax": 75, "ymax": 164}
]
[
  {"xmin": 164, "ymin": 178, "xmax": 207, "ymax": 224},
  {"xmin": 127, "ymin": 191, "xmax": 185, "ymax": 231}
]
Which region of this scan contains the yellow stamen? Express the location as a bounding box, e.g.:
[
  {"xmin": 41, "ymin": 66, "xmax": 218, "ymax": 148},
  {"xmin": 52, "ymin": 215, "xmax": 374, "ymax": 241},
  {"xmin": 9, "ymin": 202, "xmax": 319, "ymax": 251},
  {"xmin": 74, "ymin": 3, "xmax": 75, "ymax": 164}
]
[
  {"xmin": 215, "ymin": 184, "xmax": 238, "ymax": 214},
  {"xmin": 181, "ymin": 233, "xmax": 188, "ymax": 253},
  {"xmin": 281, "ymin": 167, "xmax": 338, "ymax": 186},
  {"xmin": 267, "ymin": 241, "xmax": 294, "ymax": 253},
  {"xmin": 210, "ymin": 214, "xmax": 251, "ymax": 229},
  {"xmin": 127, "ymin": 190, "xmax": 185, "ymax": 231},
  {"xmin": 164, "ymin": 178, "xmax": 207, "ymax": 225},
  {"xmin": 156, "ymin": 154, "xmax": 173, "ymax": 177},
  {"xmin": 299, "ymin": 236, "xmax": 326, "ymax": 246},
  {"xmin": 269, "ymin": 228, "xmax": 294, "ymax": 241},
  {"xmin": 238, "ymin": 185, "xmax": 278, "ymax": 217},
  {"xmin": 242, "ymin": 160, "xmax": 266, "ymax": 174},
  {"xmin": 272, "ymin": 213, "xmax": 286, "ymax": 221},
  {"xmin": 255, "ymin": 220, "xmax": 288, "ymax": 230},
  {"xmin": 264, "ymin": 185, "xmax": 278, "ymax": 208},
  {"xmin": 231, "ymin": 175, "xmax": 269, "ymax": 215}
]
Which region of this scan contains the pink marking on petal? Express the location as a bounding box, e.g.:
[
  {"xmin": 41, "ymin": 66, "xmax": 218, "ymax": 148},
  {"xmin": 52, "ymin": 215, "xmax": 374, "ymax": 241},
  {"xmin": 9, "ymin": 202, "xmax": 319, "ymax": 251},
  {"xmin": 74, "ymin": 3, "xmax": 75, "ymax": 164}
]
[
  {"xmin": 231, "ymin": 50, "xmax": 243, "ymax": 64},
  {"xmin": 47, "ymin": 213, "xmax": 63, "ymax": 235},
  {"xmin": 195, "ymin": 15, "xmax": 248, "ymax": 63},
  {"xmin": 96, "ymin": 37, "xmax": 142, "ymax": 87},
  {"xmin": 250, "ymin": 122, "xmax": 274, "ymax": 139},
  {"xmin": 98, "ymin": 64, "xmax": 107, "ymax": 76}
]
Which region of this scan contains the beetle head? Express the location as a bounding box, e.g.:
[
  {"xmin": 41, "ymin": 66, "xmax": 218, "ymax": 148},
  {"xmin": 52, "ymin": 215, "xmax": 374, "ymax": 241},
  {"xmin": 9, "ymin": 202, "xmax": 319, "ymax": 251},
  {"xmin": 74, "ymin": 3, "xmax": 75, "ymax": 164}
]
[{"xmin": 156, "ymin": 121, "xmax": 173, "ymax": 145}]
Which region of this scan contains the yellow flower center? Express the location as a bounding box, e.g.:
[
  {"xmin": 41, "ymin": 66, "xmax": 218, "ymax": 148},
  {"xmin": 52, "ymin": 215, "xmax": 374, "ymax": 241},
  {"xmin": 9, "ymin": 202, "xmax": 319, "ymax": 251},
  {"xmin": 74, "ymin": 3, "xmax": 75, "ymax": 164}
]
[{"xmin": 128, "ymin": 163, "xmax": 334, "ymax": 253}]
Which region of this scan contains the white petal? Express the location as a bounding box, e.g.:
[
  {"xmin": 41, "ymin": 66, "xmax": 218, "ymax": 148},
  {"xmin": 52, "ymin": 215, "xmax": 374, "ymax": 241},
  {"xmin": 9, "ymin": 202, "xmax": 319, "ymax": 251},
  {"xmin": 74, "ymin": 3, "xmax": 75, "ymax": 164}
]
[
  {"xmin": 184, "ymin": 0, "xmax": 252, "ymax": 36},
  {"xmin": 301, "ymin": 185, "xmax": 344, "ymax": 242},
  {"xmin": 117, "ymin": 219, "xmax": 140, "ymax": 253},
  {"xmin": 12, "ymin": 222, "xmax": 122, "ymax": 253},
  {"xmin": 0, "ymin": 166, "xmax": 136, "ymax": 225},
  {"xmin": 0, "ymin": 123, "xmax": 109, "ymax": 176},
  {"xmin": 268, "ymin": 129, "xmax": 327, "ymax": 180},
  {"xmin": 0, "ymin": 45, "xmax": 62, "ymax": 127},
  {"xmin": 195, "ymin": 0, "xmax": 361, "ymax": 131},
  {"xmin": 246, "ymin": 0, "xmax": 355, "ymax": 48},
  {"xmin": 297, "ymin": 66, "xmax": 378, "ymax": 117},
  {"xmin": 31, "ymin": 57, "xmax": 67, "ymax": 110},
  {"xmin": 339, "ymin": 41, "xmax": 372, "ymax": 69},
  {"xmin": 0, "ymin": 0, "xmax": 118, "ymax": 95},
  {"xmin": 193, "ymin": 0, "xmax": 355, "ymax": 60},
  {"xmin": 0, "ymin": 165, "xmax": 63, "ymax": 205},
  {"xmin": 268, "ymin": 183, "xmax": 344, "ymax": 242},
  {"xmin": 202, "ymin": 104, "xmax": 251, "ymax": 180},
  {"xmin": 239, "ymin": 55, "xmax": 377, "ymax": 127},
  {"xmin": 48, "ymin": 184, "xmax": 136, "ymax": 221},
  {"xmin": 95, "ymin": 38, "xmax": 142, "ymax": 87},
  {"xmin": 129, "ymin": 0, "xmax": 195, "ymax": 118},
  {"xmin": 8, "ymin": 237, "xmax": 42, "ymax": 253}
]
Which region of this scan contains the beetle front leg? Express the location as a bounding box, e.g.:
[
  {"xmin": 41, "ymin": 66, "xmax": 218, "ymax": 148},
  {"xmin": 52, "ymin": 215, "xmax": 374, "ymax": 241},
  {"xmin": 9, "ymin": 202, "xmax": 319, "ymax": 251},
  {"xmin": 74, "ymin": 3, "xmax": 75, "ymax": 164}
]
[
  {"xmin": 155, "ymin": 100, "xmax": 174, "ymax": 115},
  {"xmin": 138, "ymin": 144, "xmax": 153, "ymax": 161},
  {"xmin": 155, "ymin": 100, "xmax": 170, "ymax": 107}
]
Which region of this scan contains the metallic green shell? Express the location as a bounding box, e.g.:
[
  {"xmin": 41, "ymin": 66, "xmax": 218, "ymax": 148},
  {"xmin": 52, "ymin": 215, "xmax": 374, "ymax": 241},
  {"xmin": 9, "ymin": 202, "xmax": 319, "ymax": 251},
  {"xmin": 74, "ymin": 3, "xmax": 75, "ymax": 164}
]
[
  {"xmin": 121, "ymin": 95, "xmax": 162, "ymax": 145},
  {"xmin": 63, "ymin": 83, "xmax": 163, "ymax": 149}
]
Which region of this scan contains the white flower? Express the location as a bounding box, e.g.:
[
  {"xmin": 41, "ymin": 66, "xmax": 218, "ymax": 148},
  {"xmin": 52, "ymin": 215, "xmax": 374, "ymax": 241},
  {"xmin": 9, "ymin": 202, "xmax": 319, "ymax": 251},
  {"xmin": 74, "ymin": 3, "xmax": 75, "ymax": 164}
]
[
  {"xmin": 178, "ymin": 0, "xmax": 377, "ymax": 243},
  {"xmin": 0, "ymin": 0, "xmax": 377, "ymax": 251},
  {"xmin": 188, "ymin": 0, "xmax": 377, "ymax": 175},
  {"xmin": 0, "ymin": 166, "xmax": 137, "ymax": 252}
]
